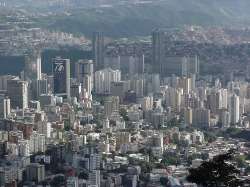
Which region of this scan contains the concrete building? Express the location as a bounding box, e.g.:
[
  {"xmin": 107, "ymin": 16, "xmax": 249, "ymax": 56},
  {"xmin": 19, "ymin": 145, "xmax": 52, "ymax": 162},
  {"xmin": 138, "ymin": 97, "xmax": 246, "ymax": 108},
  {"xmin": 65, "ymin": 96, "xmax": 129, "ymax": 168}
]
[
  {"xmin": 0, "ymin": 97, "xmax": 10, "ymax": 119},
  {"xmin": 7, "ymin": 78, "xmax": 28, "ymax": 109},
  {"xmin": 184, "ymin": 107, "xmax": 193, "ymax": 126},
  {"xmin": 94, "ymin": 68, "xmax": 121, "ymax": 94},
  {"xmin": 92, "ymin": 32, "xmax": 104, "ymax": 71},
  {"xmin": 24, "ymin": 51, "xmax": 42, "ymax": 81},
  {"xmin": 53, "ymin": 57, "xmax": 71, "ymax": 99},
  {"xmin": 26, "ymin": 163, "xmax": 45, "ymax": 183},
  {"xmin": 152, "ymin": 29, "xmax": 165, "ymax": 74},
  {"xmin": 230, "ymin": 94, "xmax": 240, "ymax": 124},
  {"xmin": 193, "ymin": 108, "xmax": 211, "ymax": 127}
]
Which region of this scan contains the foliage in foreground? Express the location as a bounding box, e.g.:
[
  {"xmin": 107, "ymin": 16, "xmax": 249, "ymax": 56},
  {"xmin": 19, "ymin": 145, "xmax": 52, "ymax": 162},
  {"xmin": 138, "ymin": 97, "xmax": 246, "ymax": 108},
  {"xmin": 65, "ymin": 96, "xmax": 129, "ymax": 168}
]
[{"xmin": 187, "ymin": 150, "xmax": 249, "ymax": 187}]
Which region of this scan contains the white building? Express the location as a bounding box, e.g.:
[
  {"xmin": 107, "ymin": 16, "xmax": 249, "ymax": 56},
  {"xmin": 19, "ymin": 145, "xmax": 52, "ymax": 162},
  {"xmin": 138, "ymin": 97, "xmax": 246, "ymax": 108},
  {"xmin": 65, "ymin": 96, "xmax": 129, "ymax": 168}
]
[
  {"xmin": 94, "ymin": 68, "xmax": 121, "ymax": 94},
  {"xmin": 230, "ymin": 94, "xmax": 240, "ymax": 124},
  {"xmin": 29, "ymin": 132, "xmax": 46, "ymax": 153},
  {"xmin": 18, "ymin": 139, "xmax": 30, "ymax": 157}
]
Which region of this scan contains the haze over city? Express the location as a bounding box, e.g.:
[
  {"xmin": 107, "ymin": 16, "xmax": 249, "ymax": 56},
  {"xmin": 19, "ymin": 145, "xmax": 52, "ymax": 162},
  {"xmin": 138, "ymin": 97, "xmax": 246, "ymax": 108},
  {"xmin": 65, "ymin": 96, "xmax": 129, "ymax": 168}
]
[{"xmin": 1, "ymin": 0, "xmax": 250, "ymax": 187}]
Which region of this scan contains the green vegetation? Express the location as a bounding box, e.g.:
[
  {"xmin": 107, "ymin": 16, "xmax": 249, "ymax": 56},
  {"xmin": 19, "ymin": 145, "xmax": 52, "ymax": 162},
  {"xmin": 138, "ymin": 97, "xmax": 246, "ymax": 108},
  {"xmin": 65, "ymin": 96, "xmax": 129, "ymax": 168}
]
[
  {"xmin": 187, "ymin": 150, "xmax": 248, "ymax": 187},
  {"xmin": 161, "ymin": 155, "xmax": 180, "ymax": 166},
  {"xmin": 32, "ymin": 0, "xmax": 250, "ymax": 37},
  {"xmin": 119, "ymin": 108, "xmax": 129, "ymax": 122}
]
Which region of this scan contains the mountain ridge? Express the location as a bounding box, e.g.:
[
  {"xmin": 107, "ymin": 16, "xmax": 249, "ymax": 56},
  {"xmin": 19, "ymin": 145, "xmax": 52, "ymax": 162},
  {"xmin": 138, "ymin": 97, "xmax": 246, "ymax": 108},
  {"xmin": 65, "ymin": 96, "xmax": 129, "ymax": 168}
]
[{"xmin": 14, "ymin": 0, "xmax": 250, "ymax": 37}]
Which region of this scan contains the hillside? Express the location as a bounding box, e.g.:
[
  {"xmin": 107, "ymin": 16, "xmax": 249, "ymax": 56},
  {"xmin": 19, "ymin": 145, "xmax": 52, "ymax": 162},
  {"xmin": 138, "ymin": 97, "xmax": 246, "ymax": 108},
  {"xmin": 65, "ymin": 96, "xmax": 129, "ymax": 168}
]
[
  {"xmin": 31, "ymin": 0, "xmax": 250, "ymax": 38},
  {"xmin": 3, "ymin": 0, "xmax": 250, "ymax": 38}
]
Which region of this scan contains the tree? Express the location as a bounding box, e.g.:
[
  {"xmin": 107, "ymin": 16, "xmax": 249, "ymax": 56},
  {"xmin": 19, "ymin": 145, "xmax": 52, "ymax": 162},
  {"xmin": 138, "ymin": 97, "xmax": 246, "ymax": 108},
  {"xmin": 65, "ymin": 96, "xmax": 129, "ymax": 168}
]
[
  {"xmin": 161, "ymin": 155, "xmax": 180, "ymax": 166},
  {"xmin": 50, "ymin": 175, "xmax": 65, "ymax": 187},
  {"xmin": 187, "ymin": 150, "xmax": 248, "ymax": 187},
  {"xmin": 79, "ymin": 171, "xmax": 89, "ymax": 180},
  {"xmin": 160, "ymin": 177, "xmax": 170, "ymax": 186},
  {"xmin": 119, "ymin": 108, "xmax": 129, "ymax": 122}
]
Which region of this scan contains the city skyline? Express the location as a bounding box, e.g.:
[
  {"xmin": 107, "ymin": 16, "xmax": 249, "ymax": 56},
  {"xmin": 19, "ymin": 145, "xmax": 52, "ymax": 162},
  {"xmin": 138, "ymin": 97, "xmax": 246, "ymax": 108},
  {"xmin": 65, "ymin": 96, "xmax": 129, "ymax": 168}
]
[{"xmin": 1, "ymin": 1, "xmax": 250, "ymax": 187}]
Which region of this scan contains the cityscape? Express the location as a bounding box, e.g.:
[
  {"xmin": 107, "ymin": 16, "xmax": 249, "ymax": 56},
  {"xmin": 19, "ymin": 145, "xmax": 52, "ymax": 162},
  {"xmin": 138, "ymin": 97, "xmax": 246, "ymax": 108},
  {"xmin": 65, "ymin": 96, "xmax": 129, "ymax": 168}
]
[{"xmin": 1, "ymin": 0, "xmax": 250, "ymax": 187}]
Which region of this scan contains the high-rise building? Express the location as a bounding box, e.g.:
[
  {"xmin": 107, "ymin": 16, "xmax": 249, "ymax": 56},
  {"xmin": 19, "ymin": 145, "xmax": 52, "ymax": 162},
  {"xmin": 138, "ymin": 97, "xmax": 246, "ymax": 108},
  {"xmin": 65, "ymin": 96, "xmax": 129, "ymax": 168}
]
[
  {"xmin": 111, "ymin": 81, "xmax": 130, "ymax": 101},
  {"xmin": 30, "ymin": 79, "xmax": 48, "ymax": 100},
  {"xmin": 130, "ymin": 78, "xmax": 144, "ymax": 98},
  {"xmin": 26, "ymin": 163, "xmax": 45, "ymax": 183},
  {"xmin": 29, "ymin": 132, "xmax": 46, "ymax": 154},
  {"xmin": 24, "ymin": 51, "xmax": 42, "ymax": 81},
  {"xmin": 166, "ymin": 88, "xmax": 182, "ymax": 112},
  {"xmin": 193, "ymin": 108, "xmax": 211, "ymax": 127},
  {"xmin": 88, "ymin": 170, "xmax": 100, "ymax": 187},
  {"xmin": 52, "ymin": 57, "xmax": 71, "ymax": 99},
  {"xmin": 207, "ymin": 90, "xmax": 223, "ymax": 114},
  {"xmin": 0, "ymin": 75, "xmax": 16, "ymax": 91},
  {"xmin": 160, "ymin": 56, "xmax": 199, "ymax": 77},
  {"xmin": 18, "ymin": 139, "xmax": 30, "ymax": 157},
  {"xmin": 179, "ymin": 77, "xmax": 191, "ymax": 94},
  {"xmin": 75, "ymin": 59, "xmax": 94, "ymax": 82},
  {"xmin": 159, "ymin": 57, "xmax": 185, "ymax": 76},
  {"xmin": 104, "ymin": 96, "xmax": 119, "ymax": 117},
  {"xmin": 230, "ymin": 94, "xmax": 240, "ymax": 124},
  {"xmin": 219, "ymin": 109, "xmax": 231, "ymax": 128},
  {"xmin": 0, "ymin": 97, "xmax": 10, "ymax": 119},
  {"xmin": 92, "ymin": 32, "xmax": 104, "ymax": 71},
  {"xmin": 83, "ymin": 75, "xmax": 93, "ymax": 97},
  {"xmin": 184, "ymin": 107, "xmax": 193, "ymax": 126},
  {"xmin": 186, "ymin": 56, "xmax": 200, "ymax": 76},
  {"xmin": 94, "ymin": 68, "xmax": 121, "ymax": 94},
  {"xmin": 130, "ymin": 54, "xmax": 145, "ymax": 75},
  {"xmin": 152, "ymin": 30, "xmax": 165, "ymax": 74},
  {"xmin": 7, "ymin": 78, "xmax": 28, "ymax": 109},
  {"xmin": 75, "ymin": 60, "xmax": 94, "ymax": 96}
]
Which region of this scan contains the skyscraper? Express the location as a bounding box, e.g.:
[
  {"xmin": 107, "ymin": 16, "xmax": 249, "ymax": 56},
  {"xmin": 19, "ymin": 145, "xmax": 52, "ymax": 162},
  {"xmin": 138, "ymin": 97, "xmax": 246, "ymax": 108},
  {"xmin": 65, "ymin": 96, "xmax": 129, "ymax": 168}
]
[
  {"xmin": 0, "ymin": 97, "xmax": 10, "ymax": 119},
  {"xmin": 92, "ymin": 32, "xmax": 104, "ymax": 71},
  {"xmin": 52, "ymin": 57, "xmax": 71, "ymax": 99},
  {"xmin": 26, "ymin": 163, "xmax": 45, "ymax": 183},
  {"xmin": 94, "ymin": 68, "xmax": 121, "ymax": 94},
  {"xmin": 152, "ymin": 29, "xmax": 165, "ymax": 74},
  {"xmin": 30, "ymin": 79, "xmax": 48, "ymax": 100},
  {"xmin": 75, "ymin": 60, "xmax": 94, "ymax": 83},
  {"xmin": 7, "ymin": 78, "xmax": 28, "ymax": 109},
  {"xmin": 24, "ymin": 51, "xmax": 42, "ymax": 81},
  {"xmin": 75, "ymin": 60, "xmax": 94, "ymax": 96},
  {"xmin": 230, "ymin": 94, "xmax": 240, "ymax": 124}
]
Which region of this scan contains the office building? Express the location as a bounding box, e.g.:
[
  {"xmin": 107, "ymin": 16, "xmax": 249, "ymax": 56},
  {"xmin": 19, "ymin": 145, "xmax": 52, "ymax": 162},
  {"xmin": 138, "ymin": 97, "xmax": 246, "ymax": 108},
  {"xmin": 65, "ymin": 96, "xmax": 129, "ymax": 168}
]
[
  {"xmin": 130, "ymin": 78, "xmax": 144, "ymax": 98},
  {"xmin": 184, "ymin": 107, "xmax": 193, "ymax": 126},
  {"xmin": 230, "ymin": 94, "xmax": 240, "ymax": 124},
  {"xmin": 53, "ymin": 57, "xmax": 71, "ymax": 99},
  {"xmin": 88, "ymin": 170, "xmax": 101, "ymax": 187},
  {"xmin": 160, "ymin": 56, "xmax": 199, "ymax": 77},
  {"xmin": 0, "ymin": 75, "xmax": 16, "ymax": 91},
  {"xmin": 152, "ymin": 30, "xmax": 165, "ymax": 74},
  {"xmin": 111, "ymin": 81, "xmax": 130, "ymax": 101},
  {"xmin": 24, "ymin": 51, "xmax": 42, "ymax": 81},
  {"xmin": 193, "ymin": 108, "xmax": 211, "ymax": 127},
  {"xmin": 26, "ymin": 163, "xmax": 45, "ymax": 183},
  {"xmin": 75, "ymin": 59, "xmax": 93, "ymax": 82},
  {"xmin": 94, "ymin": 68, "xmax": 121, "ymax": 94},
  {"xmin": 7, "ymin": 78, "xmax": 28, "ymax": 109},
  {"xmin": 92, "ymin": 32, "xmax": 104, "ymax": 71},
  {"xmin": 0, "ymin": 97, "xmax": 10, "ymax": 119},
  {"xmin": 30, "ymin": 79, "xmax": 48, "ymax": 100}
]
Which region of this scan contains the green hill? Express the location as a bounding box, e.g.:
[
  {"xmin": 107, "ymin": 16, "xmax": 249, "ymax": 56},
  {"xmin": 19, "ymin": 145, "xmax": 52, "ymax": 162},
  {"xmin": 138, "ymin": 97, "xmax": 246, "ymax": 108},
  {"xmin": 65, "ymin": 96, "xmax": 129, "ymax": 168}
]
[{"xmin": 33, "ymin": 0, "xmax": 250, "ymax": 37}]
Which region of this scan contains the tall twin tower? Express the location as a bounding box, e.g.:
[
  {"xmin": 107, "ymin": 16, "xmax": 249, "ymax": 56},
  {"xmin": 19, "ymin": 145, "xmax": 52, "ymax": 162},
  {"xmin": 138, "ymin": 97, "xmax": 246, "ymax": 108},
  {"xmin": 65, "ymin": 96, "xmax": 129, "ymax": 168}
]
[
  {"xmin": 152, "ymin": 29, "xmax": 199, "ymax": 77},
  {"xmin": 92, "ymin": 31, "xmax": 105, "ymax": 71}
]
